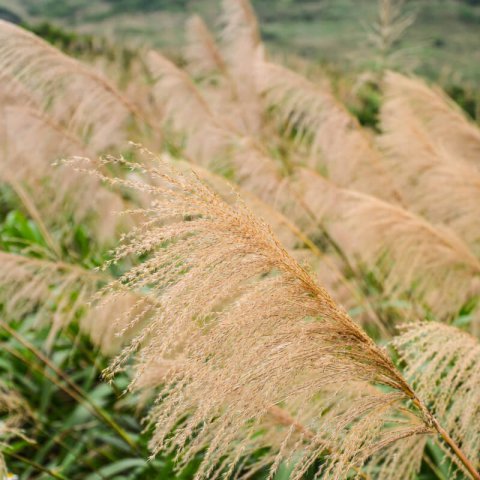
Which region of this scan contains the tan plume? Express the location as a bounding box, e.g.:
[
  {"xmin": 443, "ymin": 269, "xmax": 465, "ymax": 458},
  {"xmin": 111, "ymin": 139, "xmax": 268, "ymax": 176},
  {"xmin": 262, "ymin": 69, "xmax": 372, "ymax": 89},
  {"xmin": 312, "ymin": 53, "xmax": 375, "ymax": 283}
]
[
  {"xmin": 383, "ymin": 71, "xmax": 480, "ymax": 167},
  {"xmin": 185, "ymin": 15, "xmax": 228, "ymax": 77},
  {"xmin": 184, "ymin": 14, "xmax": 255, "ymax": 135},
  {"xmin": 293, "ymin": 168, "xmax": 480, "ymax": 320},
  {"xmin": 257, "ymin": 60, "xmax": 401, "ymax": 202},
  {"xmin": 86, "ymin": 152, "xmax": 479, "ymax": 479},
  {"xmin": 380, "ymin": 90, "xmax": 480, "ymax": 256},
  {"xmin": 0, "ymin": 251, "xmax": 143, "ymax": 354},
  {"xmin": 187, "ymin": 161, "xmax": 387, "ymax": 333},
  {"xmin": 218, "ymin": 0, "xmax": 264, "ymax": 134},
  {"xmin": 147, "ymin": 53, "xmax": 313, "ymax": 231},
  {"xmin": 0, "ymin": 20, "xmax": 145, "ymax": 151},
  {"xmin": 0, "ymin": 105, "xmax": 125, "ymax": 245}
]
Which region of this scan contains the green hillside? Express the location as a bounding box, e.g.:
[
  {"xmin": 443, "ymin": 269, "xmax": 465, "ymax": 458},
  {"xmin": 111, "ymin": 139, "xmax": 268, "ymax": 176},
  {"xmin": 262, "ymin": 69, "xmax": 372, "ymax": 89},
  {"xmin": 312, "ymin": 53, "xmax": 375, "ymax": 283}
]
[{"xmin": 1, "ymin": 0, "xmax": 480, "ymax": 85}]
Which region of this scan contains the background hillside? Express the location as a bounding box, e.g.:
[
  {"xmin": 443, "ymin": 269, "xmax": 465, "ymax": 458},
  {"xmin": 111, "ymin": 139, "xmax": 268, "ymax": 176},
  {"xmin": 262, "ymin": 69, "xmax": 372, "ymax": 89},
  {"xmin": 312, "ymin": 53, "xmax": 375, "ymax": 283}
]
[{"xmin": 1, "ymin": 0, "xmax": 480, "ymax": 85}]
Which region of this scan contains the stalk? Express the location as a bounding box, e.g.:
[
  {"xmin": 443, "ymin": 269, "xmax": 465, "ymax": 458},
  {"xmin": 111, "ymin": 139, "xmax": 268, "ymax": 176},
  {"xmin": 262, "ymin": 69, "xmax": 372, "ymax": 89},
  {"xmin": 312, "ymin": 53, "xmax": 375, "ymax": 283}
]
[
  {"xmin": 2, "ymin": 450, "xmax": 69, "ymax": 480},
  {"xmin": 432, "ymin": 419, "xmax": 480, "ymax": 480},
  {"xmin": 412, "ymin": 397, "xmax": 480, "ymax": 480}
]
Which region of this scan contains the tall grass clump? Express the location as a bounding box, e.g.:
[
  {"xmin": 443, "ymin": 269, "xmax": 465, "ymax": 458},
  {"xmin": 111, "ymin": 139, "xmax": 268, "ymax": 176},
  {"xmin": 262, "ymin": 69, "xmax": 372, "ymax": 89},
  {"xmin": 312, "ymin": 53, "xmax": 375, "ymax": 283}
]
[{"xmin": 0, "ymin": 0, "xmax": 480, "ymax": 478}]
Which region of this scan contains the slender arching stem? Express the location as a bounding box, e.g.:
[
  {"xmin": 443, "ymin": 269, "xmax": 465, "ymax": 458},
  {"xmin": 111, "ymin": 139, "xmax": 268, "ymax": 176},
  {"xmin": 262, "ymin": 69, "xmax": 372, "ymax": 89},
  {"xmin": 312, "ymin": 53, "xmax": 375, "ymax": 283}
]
[
  {"xmin": 412, "ymin": 397, "xmax": 480, "ymax": 480},
  {"xmin": 432, "ymin": 418, "xmax": 480, "ymax": 480}
]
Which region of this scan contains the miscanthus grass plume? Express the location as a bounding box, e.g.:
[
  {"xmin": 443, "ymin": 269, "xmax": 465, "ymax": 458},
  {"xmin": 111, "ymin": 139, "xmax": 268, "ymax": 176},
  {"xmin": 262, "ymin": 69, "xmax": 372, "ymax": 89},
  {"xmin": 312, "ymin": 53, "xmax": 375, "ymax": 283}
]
[
  {"xmin": 380, "ymin": 79, "xmax": 480, "ymax": 256},
  {"xmin": 394, "ymin": 322, "xmax": 480, "ymax": 473},
  {"xmin": 383, "ymin": 71, "xmax": 480, "ymax": 167},
  {"xmin": 147, "ymin": 51, "xmax": 315, "ymax": 235},
  {"xmin": 0, "ymin": 107, "xmax": 125, "ymax": 247},
  {"xmin": 0, "ymin": 19, "xmax": 148, "ymax": 151},
  {"xmin": 0, "ymin": 248, "xmax": 147, "ymax": 354},
  {"xmin": 67, "ymin": 149, "xmax": 480, "ymax": 480},
  {"xmin": 293, "ymin": 169, "xmax": 480, "ymax": 323},
  {"xmin": 257, "ymin": 60, "xmax": 400, "ymax": 203}
]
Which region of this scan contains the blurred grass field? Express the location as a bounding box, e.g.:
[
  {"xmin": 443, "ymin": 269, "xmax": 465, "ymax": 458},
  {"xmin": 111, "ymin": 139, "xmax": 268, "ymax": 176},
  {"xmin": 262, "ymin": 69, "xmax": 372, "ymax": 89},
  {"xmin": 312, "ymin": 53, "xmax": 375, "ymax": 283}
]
[{"xmin": 1, "ymin": 0, "xmax": 480, "ymax": 85}]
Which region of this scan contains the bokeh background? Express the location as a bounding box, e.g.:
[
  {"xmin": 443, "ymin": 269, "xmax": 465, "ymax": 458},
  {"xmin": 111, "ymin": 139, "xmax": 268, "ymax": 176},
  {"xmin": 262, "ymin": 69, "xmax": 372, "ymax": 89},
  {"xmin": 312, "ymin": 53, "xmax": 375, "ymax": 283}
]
[{"xmin": 1, "ymin": 0, "xmax": 480, "ymax": 84}]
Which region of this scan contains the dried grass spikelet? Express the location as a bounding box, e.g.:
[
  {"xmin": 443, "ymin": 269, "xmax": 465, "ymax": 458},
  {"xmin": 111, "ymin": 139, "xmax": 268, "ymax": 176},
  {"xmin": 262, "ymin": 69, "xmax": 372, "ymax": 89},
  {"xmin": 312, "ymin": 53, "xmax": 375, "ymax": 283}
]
[
  {"xmin": 2, "ymin": 104, "xmax": 87, "ymax": 155},
  {"xmin": 383, "ymin": 71, "xmax": 480, "ymax": 167},
  {"xmin": 0, "ymin": 106, "xmax": 125, "ymax": 245},
  {"xmin": 0, "ymin": 20, "xmax": 143, "ymax": 151},
  {"xmin": 120, "ymin": 56, "xmax": 165, "ymax": 151},
  {"xmin": 366, "ymin": 0, "xmax": 416, "ymax": 71},
  {"xmin": 188, "ymin": 163, "xmax": 380, "ymax": 330},
  {"xmin": 0, "ymin": 73, "xmax": 43, "ymax": 111},
  {"xmin": 361, "ymin": 428, "xmax": 428, "ymax": 480},
  {"xmin": 218, "ymin": 0, "xmax": 264, "ymax": 135},
  {"xmin": 0, "ymin": 251, "xmax": 142, "ymax": 354},
  {"xmin": 293, "ymin": 169, "xmax": 480, "ymax": 320},
  {"xmin": 136, "ymin": 153, "xmax": 387, "ymax": 334},
  {"xmin": 0, "ymin": 383, "xmax": 30, "ymax": 476},
  {"xmin": 147, "ymin": 50, "xmax": 258, "ymax": 172},
  {"xmin": 184, "ymin": 15, "xmax": 255, "ymax": 135},
  {"xmin": 220, "ymin": 0, "xmax": 261, "ymax": 49},
  {"xmin": 392, "ymin": 322, "xmax": 480, "ymax": 476},
  {"xmin": 85, "ymin": 151, "xmax": 480, "ymax": 479},
  {"xmin": 380, "ymin": 91, "xmax": 480, "ymax": 255},
  {"xmin": 147, "ymin": 52, "xmax": 313, "ymax": 231},
  {"xmin": 257, "ymin": 60, "xmax": 401, "ymax": 202},
  {"xmin": 147, "ymin": 50, "xmax": 232, "ymax": 168},
  {"xmin": 190, "ymin": 163, "xmax": 303, "ymax": 253},
  {"xmin": 185, "ymin": 15, "xmax": 228, "ymax": 78},
  {"xmin": 117, "ymin": 146, "xmax": 312, "ymax": 266},
  {"xmin": 133, "ymin": 151, "xmax": 304, "ymax": 256}
]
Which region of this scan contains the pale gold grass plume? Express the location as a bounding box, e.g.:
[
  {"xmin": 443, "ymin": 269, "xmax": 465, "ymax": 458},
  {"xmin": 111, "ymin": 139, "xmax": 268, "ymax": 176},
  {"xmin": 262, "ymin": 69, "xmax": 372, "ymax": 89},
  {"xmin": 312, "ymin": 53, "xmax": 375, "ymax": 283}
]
[
  {"xmin": 0, "ymin": 106, "xmax": 125, "ymax": 246},
  {"xmin": 380, "ymin": 84, "xmax": 480, "ymax": 255},
  {"xmin": 218, "ymin": 0, "xmax": 264, "ymax": 134},
  {"xmin": 293, "ymin": 169, "xmax": 480, "ymax": 323},
  {"xmin": 185, "ymin": 15, "xmax": 228, "ymax": 78},
  {"xmin": 147, "ymin": 51, "xmax": 314, "ymax": 233},
  {"xmin": 0, "ymin": 20, "xmax": 144, "ymax": 151},
  {"xmin": 257, "ymin": 60, "xmax": 401, "ymax": 202},
  {"xmin": 185, "ymin": 14, "xmax": 256, "ymax": 136},
  {"xmin": 178, "ymin": 161, "xmax": 385, "ymax": 333},
  {"xmin": 83, "ymin": 150, "xmax": 479, "ymax": 479},
  {"xmin": 0, "ymin": 251, "xmax": 139, "ymax": 354},
  {"xmin": 383, "ymin": 71, "xmax": 480, "ymax": 167},
  {"xmin": 138, "ymin": 153, "xmax": 389, "ymax": 336},
  {"xmin": 147, "ymin": 50, "xmax": 231, "ymax": 167},
  {"xmin": 220, "ymin": 0, "xmax": 261, "ymax": 49}
]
